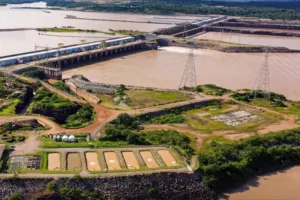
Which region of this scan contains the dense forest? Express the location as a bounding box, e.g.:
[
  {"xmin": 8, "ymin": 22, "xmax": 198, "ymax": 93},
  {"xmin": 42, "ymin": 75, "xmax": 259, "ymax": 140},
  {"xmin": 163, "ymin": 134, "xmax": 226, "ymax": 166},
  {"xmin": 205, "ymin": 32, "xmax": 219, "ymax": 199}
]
[
  {"xmin": 1, "ymin": 0, "xmax": 300, "ymax": 20},
  {"xmin": 199, "ymin": 128, "xmax": 300, "ymax": 191}
]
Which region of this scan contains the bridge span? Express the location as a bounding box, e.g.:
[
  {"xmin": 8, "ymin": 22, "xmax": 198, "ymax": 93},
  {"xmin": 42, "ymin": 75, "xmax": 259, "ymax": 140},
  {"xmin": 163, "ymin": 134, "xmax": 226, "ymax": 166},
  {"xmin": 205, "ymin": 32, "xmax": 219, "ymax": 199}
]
[{"xmin": 3, "ymin": 39, "xmax": 158, "ymax": 80}]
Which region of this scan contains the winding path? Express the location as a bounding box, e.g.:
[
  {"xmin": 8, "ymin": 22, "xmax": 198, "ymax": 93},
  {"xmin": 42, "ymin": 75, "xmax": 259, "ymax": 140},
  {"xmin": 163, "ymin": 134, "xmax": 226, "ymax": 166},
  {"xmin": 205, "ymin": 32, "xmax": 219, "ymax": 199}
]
[{"xmin": 0, "ymin": 70, "xmax": 119, "ymax": 137}]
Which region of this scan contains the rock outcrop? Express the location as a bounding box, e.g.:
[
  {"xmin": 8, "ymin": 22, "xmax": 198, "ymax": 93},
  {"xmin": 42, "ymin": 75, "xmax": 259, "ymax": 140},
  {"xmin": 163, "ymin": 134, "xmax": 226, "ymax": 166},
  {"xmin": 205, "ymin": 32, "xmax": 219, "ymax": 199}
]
[
  {"xmin": 0, "ymin": 173, "xmax": 216, "ymax": 200},
  {"xmin": 32, "ymin": 103, "xmax": 80, "ymax": 124}
]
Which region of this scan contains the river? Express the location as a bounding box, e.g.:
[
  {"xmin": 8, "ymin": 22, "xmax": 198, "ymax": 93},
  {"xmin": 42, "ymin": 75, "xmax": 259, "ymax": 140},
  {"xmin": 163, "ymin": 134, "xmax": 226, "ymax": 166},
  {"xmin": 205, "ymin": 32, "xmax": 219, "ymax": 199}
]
[
  {"xmin": 0, "ymin": 2, "xmax": 204, "ymax": 56},
  {"xmin": 63, "ymin": 46, "xmax": 300, "ymax": 100},
  {"xmin": 223, "ymin": 166, "xmax": 300, "ymax": 200},
  {"xmin": 196, "ymin": 32, "xmax": 300, "ymax": 50}
]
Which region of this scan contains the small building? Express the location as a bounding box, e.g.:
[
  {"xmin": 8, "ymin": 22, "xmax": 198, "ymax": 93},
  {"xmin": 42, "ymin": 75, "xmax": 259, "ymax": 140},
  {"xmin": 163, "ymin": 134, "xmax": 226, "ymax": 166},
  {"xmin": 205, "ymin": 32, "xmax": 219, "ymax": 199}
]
[{"xmin": 56, "ymin": 135, "xmax": 61, "ymax": 141}]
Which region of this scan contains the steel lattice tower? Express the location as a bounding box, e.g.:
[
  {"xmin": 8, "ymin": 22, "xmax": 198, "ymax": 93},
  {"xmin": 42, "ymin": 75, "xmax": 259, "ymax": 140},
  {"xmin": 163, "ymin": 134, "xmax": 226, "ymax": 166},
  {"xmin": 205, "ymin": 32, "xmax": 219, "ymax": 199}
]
[
  {"xmin": 179, "ymin": 48, "xmax": 197, "ymax": 89},
  {"xmin": 253, "ymin": 50, "xmax": 270, "ymax": 99}
]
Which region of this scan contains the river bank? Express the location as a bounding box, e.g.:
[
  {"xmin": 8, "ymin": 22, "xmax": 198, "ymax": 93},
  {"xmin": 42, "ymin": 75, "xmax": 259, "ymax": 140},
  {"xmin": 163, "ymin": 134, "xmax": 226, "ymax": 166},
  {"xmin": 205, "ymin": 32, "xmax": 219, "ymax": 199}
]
[
  {"xmin": 157, "ymin": 37, "xmax": 300, "ymax": 53},
  {"xmin": 222, "ymin": 166, "xmax": 300, "ymax": 200}
]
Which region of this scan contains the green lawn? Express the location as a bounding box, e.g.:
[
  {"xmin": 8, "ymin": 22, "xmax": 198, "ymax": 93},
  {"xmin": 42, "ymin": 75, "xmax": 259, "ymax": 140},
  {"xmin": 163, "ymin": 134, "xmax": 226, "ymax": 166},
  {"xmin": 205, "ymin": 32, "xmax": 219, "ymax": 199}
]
[
  {"xmin": 199, "ymin": 135, "xmax": 232, "ymax": 153},
  {"xmin": 96, "ymin": 93, "xmax": 132, "ymax": 110},
  {"xmin": 0, "ymin": 99, "xmax": 20, "ymax": 116},
  {"xmin": 40, "ymin": 137, "xmax": 129, "ymax": 148},
  {"xmin": 97, "ymin": 89, "xmax": 192, "ymax": 110},
  {"xmin": 126, "ymin": 89, "xmax": 191, "ymax": 108},
  {"xmin": 251, "ymin": 99, "xmax": 300, "ymax": 117},
  {"xmin": 183, "ymin": 104, "xmax": 282, "ymax": 134}
]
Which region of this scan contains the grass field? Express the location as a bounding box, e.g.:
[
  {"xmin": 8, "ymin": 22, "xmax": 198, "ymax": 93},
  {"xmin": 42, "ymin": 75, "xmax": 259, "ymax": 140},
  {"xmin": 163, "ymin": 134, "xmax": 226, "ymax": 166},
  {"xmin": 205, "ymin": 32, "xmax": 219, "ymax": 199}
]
[
  {"xmin": 96, "ymin": 93, "xmax": 131, "ymax": 110},
  {"xmin": 199, "ymin": 135, "xmax": 232, "ymax": 153},
  {"xmin": 251, "ymin": 99, "xmax": 300, "ymax": 117},
  {"xmin": 126, "ymin": 90, "xmax": 191, "ymax": 108},
  {"xmin": 113, "ymin": 29, "xmax": 146, "ymax": 36},
  {"xmin": 40, "ymin": 137, "xmax": 129, "ymax": 148},
  {"xmin": 183, "ymin": 103, "xmax": 282, "ymax": 134},
  {"xmin": 0, "ymin": 99, "xmax": 20, "ymax": 116},
  {"xmin": 37, "ymin": 28, "xmax": 114, "ymax": 35},
  {"xmin": 97, "ymin": 89, "xmax": 191, "ymax": 110}
]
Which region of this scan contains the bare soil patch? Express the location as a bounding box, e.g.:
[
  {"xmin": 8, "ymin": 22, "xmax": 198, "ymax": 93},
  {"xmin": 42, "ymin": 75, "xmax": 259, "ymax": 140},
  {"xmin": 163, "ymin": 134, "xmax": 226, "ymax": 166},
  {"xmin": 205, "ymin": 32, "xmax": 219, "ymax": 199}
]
[
  {"xmin": 122, "ymin": 152, "xmax": 140, "ymax": 169},
  {"xmin": 104, "ymin": 152, "xmax": 121, "ymax": 170},
  {"xmin": 47, "ymin": 153, "xmax": 60, "ymax": 171},
  {"xmin": 85, "ymin": 152, "xmax": 101, "ymax": 171},
  {"xmin": 158, "ymin": 150, "xmax": 178, "ymax": 167},
  {"xmin": 140, "ymin": 151, "xmax": 159, "ymax": 168},
  {"xmin": 67, "ymin": 153, "xmax": 81, "ymax": 171}
]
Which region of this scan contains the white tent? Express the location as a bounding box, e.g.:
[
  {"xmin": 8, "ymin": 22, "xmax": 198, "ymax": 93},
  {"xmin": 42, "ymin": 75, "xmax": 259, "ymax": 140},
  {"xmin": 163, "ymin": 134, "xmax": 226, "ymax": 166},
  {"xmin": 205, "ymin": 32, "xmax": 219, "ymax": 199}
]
[
  {"xmin": 69, "ymin": 135, "xmax": 76, "ymax": 142},
  {"xmin": 62, "ymin": 135, "xmax": 69, "ymax": 142}
]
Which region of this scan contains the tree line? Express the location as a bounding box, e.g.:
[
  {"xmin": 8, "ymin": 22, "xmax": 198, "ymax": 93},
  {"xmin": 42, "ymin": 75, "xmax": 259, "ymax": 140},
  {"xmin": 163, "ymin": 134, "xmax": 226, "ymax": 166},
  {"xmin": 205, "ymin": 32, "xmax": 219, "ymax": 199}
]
[
  {"xmin": 2, "ymin": 0, "xmax": 300, "ymax": 20},
  {"xmin": 198, "ymin": 128, "xmax": 300, "ymax": 191}
]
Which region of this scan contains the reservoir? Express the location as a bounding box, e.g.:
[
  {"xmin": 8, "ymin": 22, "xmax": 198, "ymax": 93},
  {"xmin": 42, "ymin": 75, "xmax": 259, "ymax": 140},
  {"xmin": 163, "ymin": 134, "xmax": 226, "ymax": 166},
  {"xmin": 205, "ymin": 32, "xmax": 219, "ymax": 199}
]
[{"xmin": 63, "ymin": 46, "xmax": 300, "ymax": 100}]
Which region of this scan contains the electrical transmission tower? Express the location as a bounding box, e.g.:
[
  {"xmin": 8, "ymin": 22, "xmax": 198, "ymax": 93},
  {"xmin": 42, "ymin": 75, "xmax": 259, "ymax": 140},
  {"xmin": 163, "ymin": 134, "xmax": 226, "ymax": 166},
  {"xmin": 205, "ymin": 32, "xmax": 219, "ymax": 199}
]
[
  {"xmin": 179, "ymin": 48, "xmax": 197, "ymax": 89},
  {"xmin": 253, "ymin": 49, "xmax": 270, "ymax": 100}
]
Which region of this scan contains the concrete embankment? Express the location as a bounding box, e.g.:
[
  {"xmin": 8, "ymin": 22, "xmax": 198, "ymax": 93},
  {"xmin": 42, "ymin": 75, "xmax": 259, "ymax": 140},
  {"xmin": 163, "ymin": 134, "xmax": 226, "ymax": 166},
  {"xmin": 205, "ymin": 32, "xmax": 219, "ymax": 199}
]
[
  {"xmin": 156, "ymin": 37, "xmax": 300, "ymax": 53},
  {"xmin": 0, "ymin": 173, "xmax": 216, "ymax": 200},
  {"xmin": 220, "ymin": 21, "xmax": 300, "ymax": 31},
  {"xmin": 208, "ymin": 27, "xmax": 300, "ymax": 38}
]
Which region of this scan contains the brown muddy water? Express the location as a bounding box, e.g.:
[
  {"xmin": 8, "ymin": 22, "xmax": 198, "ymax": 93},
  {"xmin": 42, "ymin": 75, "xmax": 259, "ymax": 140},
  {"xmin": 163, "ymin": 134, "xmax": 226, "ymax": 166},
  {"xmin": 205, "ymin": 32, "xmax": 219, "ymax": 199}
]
[
  {"xmin": 63, "ymin": 46, "xmax": 300, "ymax": 100},
  {"xmin": 0, "ymin": 30, "xmax": 119, "ymax": 56},
  {"xmin": 223, "ymin": 166, "xmax": 300, "ymax": 200},
  {"xmin": 0, "ymin": 2, "xmax": 205, "ymax": 56},
  {"xmin": 0, "ymin": 2, "xmax": 183, "ymax": 30},
  {"xmin": 196, "ymin": 32, "xmax": 300, "ymax": 50}
]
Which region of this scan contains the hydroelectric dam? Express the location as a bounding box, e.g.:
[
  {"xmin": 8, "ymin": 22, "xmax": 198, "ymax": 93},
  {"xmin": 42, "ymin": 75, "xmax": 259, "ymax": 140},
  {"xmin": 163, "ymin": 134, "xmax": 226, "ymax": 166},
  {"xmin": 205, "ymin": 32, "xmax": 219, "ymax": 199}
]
[{"xmin": 0, "ymin": 35, "xmax": 158, "ymax": 80}]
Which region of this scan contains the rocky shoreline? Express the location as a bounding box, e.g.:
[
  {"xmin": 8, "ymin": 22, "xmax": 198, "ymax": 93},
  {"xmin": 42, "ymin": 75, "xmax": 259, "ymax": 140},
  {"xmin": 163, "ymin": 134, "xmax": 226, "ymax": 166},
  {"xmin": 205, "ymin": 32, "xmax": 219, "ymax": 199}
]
[{"xmin": 0, "ymin": 173, "xmax": 216, "ymax": 200}]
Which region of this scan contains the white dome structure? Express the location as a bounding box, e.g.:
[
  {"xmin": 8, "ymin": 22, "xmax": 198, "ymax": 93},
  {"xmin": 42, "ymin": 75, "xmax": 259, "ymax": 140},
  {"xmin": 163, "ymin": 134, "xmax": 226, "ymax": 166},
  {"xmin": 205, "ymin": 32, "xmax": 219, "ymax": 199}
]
[
  {"xmin": 62, "ymin": 135, "xmax": 69, "ymax": 142},
  {"xmin": 69, "ymin": 135, "xmax": 76, "ymax": 142}
]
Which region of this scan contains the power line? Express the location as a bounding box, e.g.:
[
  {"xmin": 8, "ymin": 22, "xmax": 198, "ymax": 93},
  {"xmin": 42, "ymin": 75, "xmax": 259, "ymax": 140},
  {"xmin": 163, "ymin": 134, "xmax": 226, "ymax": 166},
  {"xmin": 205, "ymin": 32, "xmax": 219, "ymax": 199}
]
[
  {"xmin": 179, "ymin": 48, "xmax": 197, "ymax": 89},
  {"xmin": 253, "ymin": 49, "xmax": 270, "ymax": 100}
]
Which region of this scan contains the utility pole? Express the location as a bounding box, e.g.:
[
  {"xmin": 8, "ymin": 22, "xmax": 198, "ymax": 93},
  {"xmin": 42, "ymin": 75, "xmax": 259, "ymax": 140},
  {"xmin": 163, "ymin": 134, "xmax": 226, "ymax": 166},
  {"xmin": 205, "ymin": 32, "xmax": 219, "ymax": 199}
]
[
  {"xmin": 179, "ymin": 48, "xmax": 197, "ymax": 90},
  {"xmin": 253, "ymin": 49, "xmax": 270, "ymax": 100}
]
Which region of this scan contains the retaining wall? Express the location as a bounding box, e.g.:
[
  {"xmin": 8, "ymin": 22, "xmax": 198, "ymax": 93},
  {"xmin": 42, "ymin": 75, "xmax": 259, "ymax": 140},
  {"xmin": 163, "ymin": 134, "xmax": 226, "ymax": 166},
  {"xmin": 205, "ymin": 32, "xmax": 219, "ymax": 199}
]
[
  {"xmin": 66, "ymin": 76, "xmax": 180, "ymax": 95},
  {"xmin": 65, "ymin": 81, "xmax": 101, "ymax": 104},
  {"xmin": 138, "ymin": 99, "xmax": 219, "ymax": 119}
]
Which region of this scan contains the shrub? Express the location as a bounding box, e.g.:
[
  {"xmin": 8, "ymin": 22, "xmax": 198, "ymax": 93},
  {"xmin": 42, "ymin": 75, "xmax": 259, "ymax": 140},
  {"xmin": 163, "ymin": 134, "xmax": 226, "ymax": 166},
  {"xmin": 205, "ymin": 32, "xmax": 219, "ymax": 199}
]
[
  {"xmin": 101, "ymin": 129, "xmax": 193, "ymax": 156},
  {"xmin": 9, "ymin": 192, "xmax": 24, "ymax": 200},
  {"xmin": 200, "ymin": 84, "xmax": 231, "ymax": 96},
  {"xmin": 195, "ymin": 85, "xmax": 203, "ymax": 93},
  {"xmin": 32, "ymin": 87, "xmax": 75, "ymax": 110},
  {"xmin": 64, "ymin": 104, "xmax": 94, "ymax": 128},
  {"xmin": 232, "ymin": 91, "xmax": 287, "ymax": 107},
  {"xmin": 52, "ymin": 81, "xmax": 71, "ymax": 93},
  {"xmin": 59, "ymin": 187, "xmax": 82, "ymax": 200},
  {"xmin": 109, "ymin": 113, "xmax": 139, "ymax": 130},
  {"xmin": 150, "ymin": 113, "xmax": 185, "ymax": 124},
  {"xmin": 46, "ymin": 181, "xmax": 57, "ymax": 192},
  {"xmin": 22, "ymin": 69, "xmax": 46, "ymax": 80}
]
